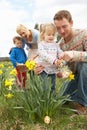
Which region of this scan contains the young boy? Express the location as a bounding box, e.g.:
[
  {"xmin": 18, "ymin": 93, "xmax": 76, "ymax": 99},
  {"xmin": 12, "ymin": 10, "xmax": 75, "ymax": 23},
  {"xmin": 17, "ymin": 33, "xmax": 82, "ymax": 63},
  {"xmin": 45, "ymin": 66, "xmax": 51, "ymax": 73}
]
[{"xmin": 10, "ymin": 36, "xmax": 28, "ymax": 89}]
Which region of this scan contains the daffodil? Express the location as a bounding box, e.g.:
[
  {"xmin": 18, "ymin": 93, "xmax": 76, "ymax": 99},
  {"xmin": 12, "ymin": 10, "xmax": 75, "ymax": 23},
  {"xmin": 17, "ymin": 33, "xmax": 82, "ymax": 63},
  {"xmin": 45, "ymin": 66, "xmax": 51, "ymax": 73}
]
[
  {"xmin": 10, "ymin": 78, "xmax": 15, "ymax": 82},
  {"xmin": 0, "ymin": 64, "xmax": 4, "ymax": 68},
  {"xmin": 0, "ymin": 70, "xmax": 3, "ymax": 75},
  {"xmin": 25, "ymin": 60, "xmax": 36, "ymax": 70},
  {"xmin": 8, "ymin": 86, "xmax": 12, "ymax": 90},
  {"xmin": 10, "ymin": 69, "xmax": 17, "ymax": 76},
  {"xmin": 68, "ymin": 72, "xmax": 75, "ymax": 81},
  {"xmin": 5, "ymin": 79, "xmax": 13, "ymax": 87},
  {"xmin": 5, "ymin": 93, "xmax": 13, "ymax": 99}
]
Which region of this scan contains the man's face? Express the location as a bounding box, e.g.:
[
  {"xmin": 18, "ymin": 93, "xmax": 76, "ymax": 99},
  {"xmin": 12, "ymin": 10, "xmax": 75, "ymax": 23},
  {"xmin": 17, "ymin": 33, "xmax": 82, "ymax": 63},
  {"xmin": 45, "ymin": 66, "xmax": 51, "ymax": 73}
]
[{"xmin": 54, "ymin": 18, "xmax": 73, "ymax": 39}]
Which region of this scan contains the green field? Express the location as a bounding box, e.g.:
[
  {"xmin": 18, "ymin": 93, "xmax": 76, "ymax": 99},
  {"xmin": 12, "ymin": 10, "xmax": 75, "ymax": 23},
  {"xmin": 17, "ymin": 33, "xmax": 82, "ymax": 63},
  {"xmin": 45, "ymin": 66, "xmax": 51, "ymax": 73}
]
[{"xmin": 0, "ymin": 61, "xmax": 87, "ymax": 130}]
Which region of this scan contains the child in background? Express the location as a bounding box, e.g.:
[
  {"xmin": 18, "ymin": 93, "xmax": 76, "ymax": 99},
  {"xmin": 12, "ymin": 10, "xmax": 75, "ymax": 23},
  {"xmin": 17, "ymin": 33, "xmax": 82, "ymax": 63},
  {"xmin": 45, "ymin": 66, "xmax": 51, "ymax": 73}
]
[
  {"xmin": 34, "ymin": 23, "xmax": 63, "ymax": 91},
  {"xmin": 10, "ymin": 36, "xmax": 28, "ymax": 89}
]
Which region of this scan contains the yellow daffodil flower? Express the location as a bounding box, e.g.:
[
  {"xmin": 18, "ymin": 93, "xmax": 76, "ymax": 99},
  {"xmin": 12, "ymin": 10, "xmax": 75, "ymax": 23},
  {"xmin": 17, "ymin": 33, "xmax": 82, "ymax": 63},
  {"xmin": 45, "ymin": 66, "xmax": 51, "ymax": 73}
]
[
  {"xmin": 68, "ymin": 72, "xmax": 75, "ymax": 81},
  {"xmin": 25, "ymin": 60, "xmax": 36, "ymax": 70},
  {"xmin": 5, "ymin": 93, "xmax": 13, "ymax": 99},
  {"xmin": 5, "ymin": 79, "xmax": 13, "ymax": 87},
  {"xmin": 0, "ymin": 70, "xmax": 3, "ymax": 75},
  {"xmin": 10, "ymin": 69, "xmax": 17, "ymax": 76},
  {"xmin": 8, "ymin": 86, "xmax": 12, "ymax": 90},
  {"xmin": 0, "ymin": 64, "xmax": 4, "ymax": 68},
  {"xmin": 10, "ymin": 78, "xmax": 15, "ymax": 82}
]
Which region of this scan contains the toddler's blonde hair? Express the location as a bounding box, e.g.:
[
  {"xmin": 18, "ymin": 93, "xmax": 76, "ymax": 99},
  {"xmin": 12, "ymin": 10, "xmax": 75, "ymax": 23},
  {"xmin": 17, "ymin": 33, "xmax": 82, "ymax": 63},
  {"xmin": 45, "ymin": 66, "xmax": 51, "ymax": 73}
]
[{"xmin": 40, "ymin": 23, "xmax": 56, "ymax": 41}]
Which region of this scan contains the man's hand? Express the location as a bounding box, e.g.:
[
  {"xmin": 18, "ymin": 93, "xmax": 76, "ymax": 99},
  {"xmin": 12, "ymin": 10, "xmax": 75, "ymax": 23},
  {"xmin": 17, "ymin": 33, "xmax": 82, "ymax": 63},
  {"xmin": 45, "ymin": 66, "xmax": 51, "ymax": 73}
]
[
  {"xmin": 59, "ymin": 51, "xmax": 74, "ymax": 62},
  {"xmin": 54, "ymin": 59, "xmax": 66, "ymax": 68}
]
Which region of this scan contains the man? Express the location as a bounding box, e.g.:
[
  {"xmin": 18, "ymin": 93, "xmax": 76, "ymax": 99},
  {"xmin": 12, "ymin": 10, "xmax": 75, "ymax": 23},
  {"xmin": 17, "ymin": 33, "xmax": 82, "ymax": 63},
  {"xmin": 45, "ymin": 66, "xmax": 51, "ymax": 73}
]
[{"xmin": 34, "ymin": 10, "xmax": 87, "ymax": 114}]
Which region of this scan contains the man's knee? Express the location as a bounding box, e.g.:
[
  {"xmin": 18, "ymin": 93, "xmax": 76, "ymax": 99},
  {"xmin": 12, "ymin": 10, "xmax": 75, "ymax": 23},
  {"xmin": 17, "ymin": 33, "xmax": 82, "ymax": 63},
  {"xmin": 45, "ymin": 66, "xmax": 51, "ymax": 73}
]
[{"xmin": 78, "ymin": 62, "xmax": 87, "ymax": 76}]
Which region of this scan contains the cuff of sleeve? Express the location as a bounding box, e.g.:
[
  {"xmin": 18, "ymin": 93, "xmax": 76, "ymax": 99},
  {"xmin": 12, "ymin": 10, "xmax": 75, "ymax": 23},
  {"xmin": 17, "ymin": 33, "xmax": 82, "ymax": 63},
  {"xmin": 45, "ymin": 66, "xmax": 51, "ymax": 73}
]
[{"xmin": 73, "ymin": 51, "xmax": 82, "ymax": 61}]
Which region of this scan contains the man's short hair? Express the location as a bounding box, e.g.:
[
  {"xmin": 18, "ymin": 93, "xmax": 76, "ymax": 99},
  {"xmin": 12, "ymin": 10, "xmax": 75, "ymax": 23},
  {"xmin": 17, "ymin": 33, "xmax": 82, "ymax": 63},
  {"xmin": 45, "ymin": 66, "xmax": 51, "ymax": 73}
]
[{"xmin": 53, "ymin": 10, "xmax": 72, "ymax": 22}]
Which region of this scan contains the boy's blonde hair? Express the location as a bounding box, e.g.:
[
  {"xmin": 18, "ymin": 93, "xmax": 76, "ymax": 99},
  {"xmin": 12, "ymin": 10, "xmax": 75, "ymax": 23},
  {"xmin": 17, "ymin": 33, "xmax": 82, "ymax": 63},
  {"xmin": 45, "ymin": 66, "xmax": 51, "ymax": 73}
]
[
  {"xmin": 40, "ymin": 23, "xmax": 56, "ymax": 41},
  {"xmin": 13, "ymin": 36, "xmax": 22, "ymax": 44}
]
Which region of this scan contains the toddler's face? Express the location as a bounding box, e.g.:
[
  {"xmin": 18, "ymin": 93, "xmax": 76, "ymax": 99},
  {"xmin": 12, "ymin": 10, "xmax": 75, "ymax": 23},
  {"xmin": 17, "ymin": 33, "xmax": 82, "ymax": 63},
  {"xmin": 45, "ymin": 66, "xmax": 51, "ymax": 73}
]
[
  {"xmin": 44, "ymin": 29, "xmax": 55, "ymax": 43},
  {"xmin": 14, "ymin": 39, "xmax": 22, "ymax": 48}
]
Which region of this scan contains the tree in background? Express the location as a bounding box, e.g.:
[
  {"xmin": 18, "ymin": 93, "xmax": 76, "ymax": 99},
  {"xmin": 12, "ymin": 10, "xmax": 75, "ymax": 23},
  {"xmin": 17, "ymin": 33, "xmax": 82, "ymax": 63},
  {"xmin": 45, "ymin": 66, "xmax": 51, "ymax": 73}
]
[
  {"xmin": 56, "ymin": 33, "xmax": 61, "ymax": 43},
  {"xmin": 34, "ymin": 23, "xmax": 39, "ymax": 30}
]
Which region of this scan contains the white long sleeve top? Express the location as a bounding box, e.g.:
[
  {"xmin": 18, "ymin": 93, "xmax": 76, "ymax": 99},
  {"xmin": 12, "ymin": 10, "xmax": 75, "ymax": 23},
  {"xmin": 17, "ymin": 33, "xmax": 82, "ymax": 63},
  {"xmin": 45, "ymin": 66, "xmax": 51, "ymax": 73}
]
[{"xmin": 35, "ymin": 41, "xmax": 63, "ymax": 74}]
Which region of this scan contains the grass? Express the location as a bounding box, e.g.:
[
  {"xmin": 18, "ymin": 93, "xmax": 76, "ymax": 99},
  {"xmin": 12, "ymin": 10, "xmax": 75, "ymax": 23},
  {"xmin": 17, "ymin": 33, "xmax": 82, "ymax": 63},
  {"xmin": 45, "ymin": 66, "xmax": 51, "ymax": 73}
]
[
  {"xmin": 0, "ymin": 106, "xmax": 87, "ymax": 130},
  {"xmin": 0, "ymin": 61, "xmax": 87, "ymax": 130}
]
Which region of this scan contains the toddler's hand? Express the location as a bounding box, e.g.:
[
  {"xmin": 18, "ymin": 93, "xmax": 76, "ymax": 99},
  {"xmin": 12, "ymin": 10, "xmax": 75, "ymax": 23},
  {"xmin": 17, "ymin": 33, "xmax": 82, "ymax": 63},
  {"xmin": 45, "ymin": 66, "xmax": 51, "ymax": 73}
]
[{"xmin": 54, "ymin": 59, "xmax": 66, "ymax": 68}]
